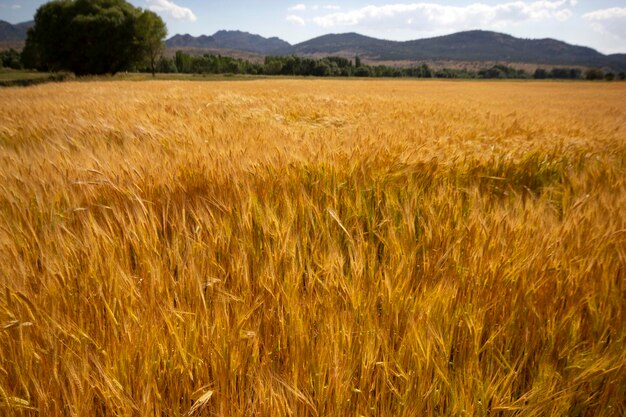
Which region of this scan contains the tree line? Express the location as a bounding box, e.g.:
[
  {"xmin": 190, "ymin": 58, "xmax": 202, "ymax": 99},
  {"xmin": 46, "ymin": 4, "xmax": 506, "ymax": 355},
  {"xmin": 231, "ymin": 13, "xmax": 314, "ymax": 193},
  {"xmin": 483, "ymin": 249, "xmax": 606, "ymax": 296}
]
[{"xmin": 146, "ymin": 51, "xmax": 626, "ymax": 81}]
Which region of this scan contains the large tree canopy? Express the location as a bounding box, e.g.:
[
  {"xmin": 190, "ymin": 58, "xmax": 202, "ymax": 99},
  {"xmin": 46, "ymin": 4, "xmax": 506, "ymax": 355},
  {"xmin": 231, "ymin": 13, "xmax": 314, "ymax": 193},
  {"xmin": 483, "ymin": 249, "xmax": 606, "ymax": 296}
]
[{"xmin": 23, "ymin": 0, "xmax": 166, "ymax": 75}]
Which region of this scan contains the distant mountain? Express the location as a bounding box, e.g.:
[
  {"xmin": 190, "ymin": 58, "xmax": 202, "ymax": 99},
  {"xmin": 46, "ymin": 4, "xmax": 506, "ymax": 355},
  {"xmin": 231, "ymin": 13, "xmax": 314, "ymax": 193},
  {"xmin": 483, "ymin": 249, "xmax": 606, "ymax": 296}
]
[
  {"xmin": 291, "ymin": 32, "xmax": 386, "ymax": 56},
  {"xmin": 0, "ymin": 20, "xmax": 33, "ymax": 41},
  {"xmin": 168, "ymin": 29, "xmax": 626, "ymax": 71},
  {"xmin": 166, "ymin": 30, "xmax": 291, "ymax": 55},
  {"xmin": 406, "ymin": 31, "xmax": 606, "ymax": 66},
  {"xmin": 293, "ymin": 30, "xmax": 624, "ymax": 70},
  {"xmin": 607, "ymin": 54, "xmax": 626, "ymax": 70}
]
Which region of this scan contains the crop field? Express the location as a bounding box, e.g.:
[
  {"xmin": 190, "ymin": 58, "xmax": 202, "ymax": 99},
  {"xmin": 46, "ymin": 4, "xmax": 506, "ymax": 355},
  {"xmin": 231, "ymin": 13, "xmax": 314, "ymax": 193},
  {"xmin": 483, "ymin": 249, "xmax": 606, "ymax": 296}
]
[{"xmin": 0, "ymin": 80, "xmax": 625, "ymax": 416}]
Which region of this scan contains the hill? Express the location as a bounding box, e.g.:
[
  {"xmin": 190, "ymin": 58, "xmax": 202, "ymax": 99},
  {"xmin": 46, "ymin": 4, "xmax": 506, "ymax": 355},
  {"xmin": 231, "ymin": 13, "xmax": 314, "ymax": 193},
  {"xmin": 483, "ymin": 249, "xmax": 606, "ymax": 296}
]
[
  {"xmin": 290, "ymin": 32, "xmax": 387, "ymax": 56},
  {"xmin": 166, "ymin": 30, "xmax": 291, "ymax": 55},
  {"xmin": 607, "ymin": 54, "xmax": 626, "ymax": 70},
  {"xmin": 293, "ymin": 30, "xmax": 625, "ymax": 70},
  {"xmin": 0, "ymin": 20, "xmax": 33, "ymax": 41}
]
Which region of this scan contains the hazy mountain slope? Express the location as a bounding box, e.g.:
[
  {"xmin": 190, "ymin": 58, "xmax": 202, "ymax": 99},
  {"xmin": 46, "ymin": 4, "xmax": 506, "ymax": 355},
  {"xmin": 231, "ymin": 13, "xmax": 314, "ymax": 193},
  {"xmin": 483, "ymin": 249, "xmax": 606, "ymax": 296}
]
[
  {"xmin": 404, "ymin": 31, "xmax": 606, "ymax": 65},
  {"xmin": 292, "ymin": 30, "xmax": 619, "ymax": 69},
  {"xmin": 166, "ymin": 30, "xmax": 291, "ymax": 55},
  {"xmin": 0, "ymin": 20, "xmax": 33, "ymax": 41},
  {"xmin": 291, "ymin": 32, "xmax": 387, "ymax": 56}
]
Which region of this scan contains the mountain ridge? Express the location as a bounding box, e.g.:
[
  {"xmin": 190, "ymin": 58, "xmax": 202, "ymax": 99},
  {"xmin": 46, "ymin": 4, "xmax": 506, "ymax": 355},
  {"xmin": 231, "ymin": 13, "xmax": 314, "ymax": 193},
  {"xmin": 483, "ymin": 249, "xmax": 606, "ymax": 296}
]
[
  {"xmin": 0, "ymin": 20, "xmax": 33, "ymax": 42},
  {"xmin": 166, "ymin": 30, "xmax": 291, "ymax": 55},
  {"xmin": 166, "ymin": 30, "xmax": 626, "ymax": 71}
]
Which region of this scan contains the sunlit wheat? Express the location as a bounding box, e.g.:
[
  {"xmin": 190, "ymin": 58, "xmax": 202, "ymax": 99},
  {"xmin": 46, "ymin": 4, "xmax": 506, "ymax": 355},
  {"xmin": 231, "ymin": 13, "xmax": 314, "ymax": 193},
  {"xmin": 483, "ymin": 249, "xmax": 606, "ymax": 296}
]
[{"xmin": 0, "ymin": 79, "xmax": 624, "ymax": 416}]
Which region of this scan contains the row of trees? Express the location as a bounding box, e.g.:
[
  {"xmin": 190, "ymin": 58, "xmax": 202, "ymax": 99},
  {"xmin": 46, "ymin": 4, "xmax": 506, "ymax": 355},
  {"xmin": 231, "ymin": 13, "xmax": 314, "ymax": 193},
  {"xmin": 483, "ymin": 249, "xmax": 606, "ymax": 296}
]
[
  {"xmin": 146, "ymin": 51, "xmax": 626, "ymax": 81},
  {"xmin": 534, "ymin": 67, "xmax": 582, "ymax": 79},
  {"xmin": 8, "ymin": 43, "xmax": 623, "ymax": 81}
]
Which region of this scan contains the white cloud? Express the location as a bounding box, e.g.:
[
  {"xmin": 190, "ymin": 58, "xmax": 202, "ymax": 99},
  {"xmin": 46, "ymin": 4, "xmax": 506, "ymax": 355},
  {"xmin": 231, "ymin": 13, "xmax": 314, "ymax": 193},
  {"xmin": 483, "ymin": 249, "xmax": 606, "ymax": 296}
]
[
  {"xmin": 554, "ymin": 9, "xmax": 572, "ymax": 21},
  {"xmin": 312, "ymin": 1, "xmax": 577, "ymax": 31},
  {"xmin": 11, "ymin": 4, "xmax": 21, "ymax": 9},
  {"xmin": 583, "ymin": 7, "xmax": 626, "ymax": 40},
  {"xmin": 288, "ymin": 4, "xmax": 307, "ymax": 11},
  {"xmin": 288, "ymin": 4, "xmax": 340, "ymax": 12},
  {"xmin": 286, "ymin": 15, "xmax": 306, "ymax": 26},
  {"xmin": 287, "ymin": 14, "xmax": 306, "ymax": 26},
  {"xmin": 583, "ymin": 7, "xmax": 626, "ymax": 21},
  {"xmin": 146, "ymin": 0, "xmax": 197, "ymax": 21}
]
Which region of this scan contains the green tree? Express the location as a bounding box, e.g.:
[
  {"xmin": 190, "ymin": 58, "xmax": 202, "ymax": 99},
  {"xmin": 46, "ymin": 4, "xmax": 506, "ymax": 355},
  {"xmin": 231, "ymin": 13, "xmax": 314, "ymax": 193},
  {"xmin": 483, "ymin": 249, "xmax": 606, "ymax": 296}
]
[
  {"xmin": 353, "ymin": 66, "xmax": 370, "ymax": 77},
  {"xmin": 479, "ymin": 66, "xmax": 504, "ymax": 79},
  {"xmin": 24, "ymin": 0, "xmax": 166, "ymax": 75},
  {"xmin": 156, "ymin": 56, "xmax": 177, "ymax": 73},
  {"xmin": 20, "ymin": 40, "xmax": 41, "ymax": 70},
  {"xmin": 175, "ymin": 51, "xmax": 192, "ymax": 73},
  {"xmin": 418, "ymin": 63, "xmax": 432, "ymax": 78},
  {"xmin": 0, "ymin": 49, "xmax": 23, "ymax": 70},
  {"xmin": 534, "ymin": 68, "xmax": 547, "ymax": 79},
  {"xmin": 569, "ymin": 68, "xmax": 582, "ymax": 79},
  {"xmin": 584, "ymin": 68, "xmax": 604, "ymax": 80},
  {"xmin": 136, "ymin": 10, "xmax": 167, "ymax": 77},
  {"xmin": 312, "ymin": 61, "xmax": 331, "ymax": 77}
]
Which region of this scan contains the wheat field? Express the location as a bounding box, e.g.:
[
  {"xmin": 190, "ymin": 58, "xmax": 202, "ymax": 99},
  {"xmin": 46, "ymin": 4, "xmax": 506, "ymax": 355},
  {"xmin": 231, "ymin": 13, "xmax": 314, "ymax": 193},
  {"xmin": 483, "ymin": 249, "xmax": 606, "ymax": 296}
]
[{"xmin": 0, "ymin": 80, "xmax": 625, "ymax": 416}]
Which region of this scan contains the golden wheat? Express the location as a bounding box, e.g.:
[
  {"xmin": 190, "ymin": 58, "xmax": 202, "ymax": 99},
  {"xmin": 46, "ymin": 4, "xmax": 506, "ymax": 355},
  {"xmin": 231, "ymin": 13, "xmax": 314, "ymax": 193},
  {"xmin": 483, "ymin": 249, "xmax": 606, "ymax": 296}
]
[{"xmin": 0, "ymin": 80, "xmax": 625, "ymax": 416}]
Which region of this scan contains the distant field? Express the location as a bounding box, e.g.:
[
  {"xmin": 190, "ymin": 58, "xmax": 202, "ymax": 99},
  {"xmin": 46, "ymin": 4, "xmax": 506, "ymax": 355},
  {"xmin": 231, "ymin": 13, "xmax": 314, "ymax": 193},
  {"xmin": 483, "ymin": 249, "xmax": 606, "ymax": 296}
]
[
  {"xmin": 0, "ymin": 70, "xmax": 74, "ymax": 88},
  {"xmin": 0, "ymin": 80, "xmax": 624, "ymax": 416},
  {"xmin": 0, "ymin": 69, "xmax": 52, "ymax": 81},
  {"xmin": 0, "ymin": 71, "xmax": 267, "ymax": 85}
]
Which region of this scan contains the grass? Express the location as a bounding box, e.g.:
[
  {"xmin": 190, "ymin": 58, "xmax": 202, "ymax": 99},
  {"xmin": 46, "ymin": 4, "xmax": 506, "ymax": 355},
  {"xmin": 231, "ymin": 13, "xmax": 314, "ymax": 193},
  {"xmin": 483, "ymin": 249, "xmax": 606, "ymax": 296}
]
[
  {"xmin": 0, "ymin": 71, "xmax": 269, "ymax": 87},
  {"xmin": 0, "ymin": 80, "xmax": 625, "ymax": 416},
  {"xmin": 0, "ymin": 69, "xmax": 53, "ymax": 81},
  {"xmin": 0, "ymin": 70, "xmax": 74, "ymax": 87}
]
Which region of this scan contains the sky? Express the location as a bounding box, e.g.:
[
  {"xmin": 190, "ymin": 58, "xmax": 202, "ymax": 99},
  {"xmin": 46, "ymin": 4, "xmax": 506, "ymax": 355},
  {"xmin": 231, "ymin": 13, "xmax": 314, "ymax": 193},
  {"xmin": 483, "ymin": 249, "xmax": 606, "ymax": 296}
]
[{"xmin": 1, "ymin": 0, "xmax": 625, "ymax": 54}]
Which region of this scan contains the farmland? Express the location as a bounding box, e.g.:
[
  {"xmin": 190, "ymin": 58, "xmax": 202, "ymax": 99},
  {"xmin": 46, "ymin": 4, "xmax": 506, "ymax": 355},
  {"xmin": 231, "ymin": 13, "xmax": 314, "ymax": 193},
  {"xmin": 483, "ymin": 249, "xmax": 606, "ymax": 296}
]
[{"xmin": 0, "ymin": 80, "xmax": 625, "ymax": 416}]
